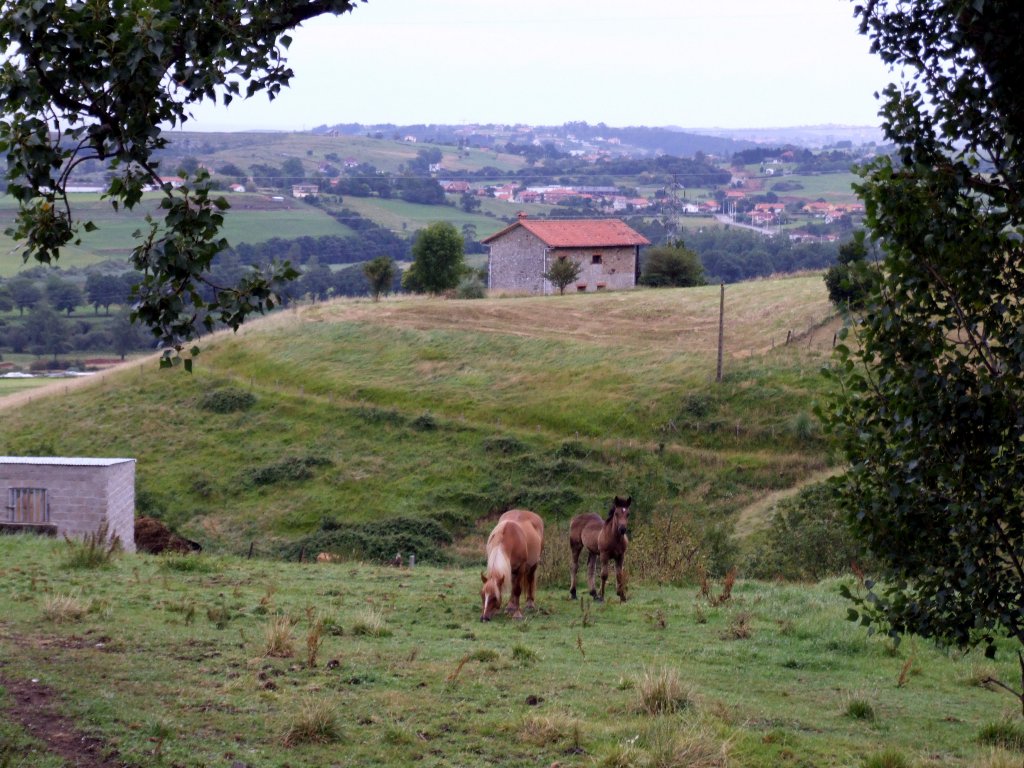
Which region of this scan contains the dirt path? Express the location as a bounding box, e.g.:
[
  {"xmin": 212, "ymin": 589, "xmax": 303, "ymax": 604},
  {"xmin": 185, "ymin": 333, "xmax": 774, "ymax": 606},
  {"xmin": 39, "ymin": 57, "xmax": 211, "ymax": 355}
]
[
  {"xmin": 0, "ymin": 667, "xmax": 123, "ymax": 767},
  {"xmin": 733, "ymin": 466, "xmax": 843, "ymax": 539}
]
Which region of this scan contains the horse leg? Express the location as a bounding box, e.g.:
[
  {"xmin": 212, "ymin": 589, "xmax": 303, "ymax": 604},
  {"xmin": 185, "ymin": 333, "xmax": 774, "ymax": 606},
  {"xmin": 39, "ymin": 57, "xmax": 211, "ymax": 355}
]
[
  {"xmin": 510, "ymin": 566, "xmax": 525, "ymax": 620},
  {"xmin": 599, "ymin": 554, "xmax": 611, "ymax": 602},
  {"xmin": 588, "ymin": 552, "xmax": 601, "ymax": 601},
  {"xmin": 569, "ymin": 539, "xmax": 584, "ymax": 599},
  {"xmin": 525, "ymin": 563, "xmax": 538, "ymax": 610},
  {"xmin": 615, "ymin": 556, "xmax": 627, "ymax": 602}
]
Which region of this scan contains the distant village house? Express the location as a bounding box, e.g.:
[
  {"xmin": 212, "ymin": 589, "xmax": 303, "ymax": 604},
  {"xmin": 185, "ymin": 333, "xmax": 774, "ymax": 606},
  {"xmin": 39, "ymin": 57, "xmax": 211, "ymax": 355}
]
[{"xmin": 483, "ymin": 214, "xmax": 650, "ymax": 295}]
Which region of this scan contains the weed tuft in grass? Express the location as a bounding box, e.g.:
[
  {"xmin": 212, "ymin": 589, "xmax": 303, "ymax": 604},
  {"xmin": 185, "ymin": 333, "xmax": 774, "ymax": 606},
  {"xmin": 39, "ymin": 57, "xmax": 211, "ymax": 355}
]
[
  {"xmin": 862, "ymin": 748, "xmax": 913, "ymax": 768},
  {"xmin": 206, "ymin": 596, "xmax": 232, "ymax": 630},
  {"xmin": 264, "ymin": 614, "xmax": 295, "ymax": 658},
  {"xmin": 158, "ymin": 553, "xmax": 219, "ymax": 573},
  {"xmin": 351, "ymin": 606, "xmax": 391, "ymax": 637},
  {"xmin": 972, "ymin": 747, "xmax": 1024, "ymax": 767},
  {"xmin": 845, "ymin": 696, "xmax": 876, "ymax": 721},
  {"xmin": 645, "ymin": 719, "xmax": 731, "ymax": 768},
  {"xmin": 978, "ymin": 720, "xmax": 1024, "ymax": 752},
  {"xmin": 61, "ymin": 522, "xmax": 121, "ymax": 569},
  {"xmin": 281, "ymin": 697, "xmax": 341, "ymax": 747},
  {"xmin": 512, "ymin": 643, "xmax": 537, "ymax": 664},
  {"xmin": 637, "ymin": 667, "xmax": 695, "ymax": 715},
  {"xmin": 41, "ymin": 593, "xmax": 87, "ymax": 623},
  {"xmin": 468, "ymin": 648, "xmax": 499, "ymax": 663}
]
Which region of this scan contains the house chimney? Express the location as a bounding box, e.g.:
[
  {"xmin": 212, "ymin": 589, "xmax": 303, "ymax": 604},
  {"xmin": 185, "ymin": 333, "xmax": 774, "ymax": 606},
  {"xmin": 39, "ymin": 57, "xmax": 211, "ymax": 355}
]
[{"xmin": 517, "ymin": 211, "xmax": 528, "ymax": 220}]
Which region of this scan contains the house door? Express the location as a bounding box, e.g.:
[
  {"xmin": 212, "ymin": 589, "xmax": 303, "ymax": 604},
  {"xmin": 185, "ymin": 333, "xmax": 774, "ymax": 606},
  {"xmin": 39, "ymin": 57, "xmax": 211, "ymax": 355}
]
[{"xmin": 7, "ymin": 488, "xmax": 49, "ymax": 524}]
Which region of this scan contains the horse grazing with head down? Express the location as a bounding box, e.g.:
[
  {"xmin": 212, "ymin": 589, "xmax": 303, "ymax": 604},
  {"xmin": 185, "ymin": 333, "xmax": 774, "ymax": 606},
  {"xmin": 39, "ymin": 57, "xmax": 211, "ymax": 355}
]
[
  {"xmin": 480, "ymin": 508, "xmax": 544, "ymax": 622},
  {"xmin": 569, "ymin": 496, "xmax": 632, "ymax": 602}
]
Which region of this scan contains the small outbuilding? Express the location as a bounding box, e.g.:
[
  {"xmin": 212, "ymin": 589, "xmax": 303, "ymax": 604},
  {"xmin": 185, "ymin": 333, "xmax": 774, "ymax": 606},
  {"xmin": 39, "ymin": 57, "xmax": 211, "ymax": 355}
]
[
  {"xmin": 483, "ymin": 213, "xmax": 650, "ymax": 295},
  {"xmin": 0, "ymin": 457, "xmax": 136, "ymax": 552}
]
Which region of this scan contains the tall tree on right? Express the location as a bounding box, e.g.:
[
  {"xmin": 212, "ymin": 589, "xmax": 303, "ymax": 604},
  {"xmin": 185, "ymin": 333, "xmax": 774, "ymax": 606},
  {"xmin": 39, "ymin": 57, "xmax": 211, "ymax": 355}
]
[{"xmin": 823, "ymin": 1, "xmax": 1024, "ymax": 710}]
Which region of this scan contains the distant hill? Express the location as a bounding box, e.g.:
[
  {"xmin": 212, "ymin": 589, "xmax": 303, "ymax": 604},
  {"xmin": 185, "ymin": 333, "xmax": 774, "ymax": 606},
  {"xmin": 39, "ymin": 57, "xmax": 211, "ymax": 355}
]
[
  {"xmin": 688, "ymin": 124, "xmax": 886, "ymax": 149},
  {"xmin": 314, "ymin": 121, "xmax": 761, "ymax": 157}
]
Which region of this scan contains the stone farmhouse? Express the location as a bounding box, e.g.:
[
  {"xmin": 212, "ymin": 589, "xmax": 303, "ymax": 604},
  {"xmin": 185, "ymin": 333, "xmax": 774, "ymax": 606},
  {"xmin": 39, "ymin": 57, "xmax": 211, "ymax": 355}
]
[{"xmin": 483, "ymin": 214, "xmax": 650, "ymax": 295}]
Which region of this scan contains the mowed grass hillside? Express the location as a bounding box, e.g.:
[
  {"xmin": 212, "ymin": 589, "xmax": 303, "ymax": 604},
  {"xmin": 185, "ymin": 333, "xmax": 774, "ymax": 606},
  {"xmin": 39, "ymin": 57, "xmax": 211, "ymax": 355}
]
[
  {"xmin": 0, "ymin": 535, "xmax": 1020, "ymax": 768},
  {"xmin": 0, "ymin": 193, "xmax": 356, "ymax": 275},
  {"xmin": 0, "ymin": 276, "xmax": 838, "ymax": 556}
]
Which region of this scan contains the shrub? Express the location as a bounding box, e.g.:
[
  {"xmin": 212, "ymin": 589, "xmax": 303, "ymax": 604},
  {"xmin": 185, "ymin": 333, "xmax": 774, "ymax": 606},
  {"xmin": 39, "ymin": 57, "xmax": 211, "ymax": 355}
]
[
  {"xmin": 455, "ymin": 276, "xmax": 486, "ymax": 299},
  {"xmin": 629, "ymin": 511, "xmax": 705, "ymax": 585},
  {"xmin": 198, "ymin": 387, "xmax": 256, "ymax": 413},
  {"xmin": 244, "ymin": 455, "xmax": 331, "ymax": 487},
  {"xmin": 284, "ymin": 516, "xmax": 452, "ymax": 565},
  {"xmin": 744, "ymin": 481, "xmax": 877, "ymax": 581}
]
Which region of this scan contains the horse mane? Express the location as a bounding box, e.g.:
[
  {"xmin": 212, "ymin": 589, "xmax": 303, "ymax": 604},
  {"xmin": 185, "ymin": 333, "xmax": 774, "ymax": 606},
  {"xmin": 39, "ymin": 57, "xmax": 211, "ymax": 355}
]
[{"xmin": 486, "ymin": 531, "xmax": 513, "ymax": 598}]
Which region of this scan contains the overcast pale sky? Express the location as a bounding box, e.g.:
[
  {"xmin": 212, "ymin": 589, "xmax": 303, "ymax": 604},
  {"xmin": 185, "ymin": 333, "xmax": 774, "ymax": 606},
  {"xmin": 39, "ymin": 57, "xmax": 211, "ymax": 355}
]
[{"xmin": 183, "ymin": 0, "xmax": 892, "ymax": 132}]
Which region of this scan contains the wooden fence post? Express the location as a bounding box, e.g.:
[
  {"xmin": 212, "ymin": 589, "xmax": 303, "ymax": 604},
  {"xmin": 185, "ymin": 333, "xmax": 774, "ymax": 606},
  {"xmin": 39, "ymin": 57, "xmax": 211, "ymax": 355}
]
[{"xmin": 716, "ymin": 282, "xmax": 725, "ymax": 383}]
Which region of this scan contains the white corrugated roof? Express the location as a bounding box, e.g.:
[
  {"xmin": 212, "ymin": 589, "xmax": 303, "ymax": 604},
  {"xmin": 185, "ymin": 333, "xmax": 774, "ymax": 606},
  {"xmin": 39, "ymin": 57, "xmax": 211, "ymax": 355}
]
[{"xmin": 0, "ymin": 457, "xmax": 135, "ymax": 467}]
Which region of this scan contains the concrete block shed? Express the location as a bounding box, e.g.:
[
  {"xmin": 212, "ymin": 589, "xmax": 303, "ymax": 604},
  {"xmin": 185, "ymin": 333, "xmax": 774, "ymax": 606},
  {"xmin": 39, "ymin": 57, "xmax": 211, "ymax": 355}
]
[{"xmin": 0, "ymin": 457, "xmax": 136, "ymax": 553}]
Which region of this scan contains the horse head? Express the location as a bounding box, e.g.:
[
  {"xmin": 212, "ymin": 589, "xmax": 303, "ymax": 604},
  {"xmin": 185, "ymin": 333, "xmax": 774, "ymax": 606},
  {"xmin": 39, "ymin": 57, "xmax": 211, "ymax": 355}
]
[
  {"xmin": 480, "ymin": 571, "xmax": 503, "ymax": 622},
  {"xmin": 607, "ymin": 495, "xmax": 632, "ymax": 536}
]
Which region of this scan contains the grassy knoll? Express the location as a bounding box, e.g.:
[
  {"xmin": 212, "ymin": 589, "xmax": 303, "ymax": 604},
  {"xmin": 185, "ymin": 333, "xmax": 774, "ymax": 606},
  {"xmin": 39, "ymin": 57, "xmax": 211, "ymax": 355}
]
[
  {"xmin": 0, "ymin": 276, "xmax": 837, "ymax": 554},
  {"xmin": 0, "ymin": 534, "xmax": 1019, "ymax": 767}
]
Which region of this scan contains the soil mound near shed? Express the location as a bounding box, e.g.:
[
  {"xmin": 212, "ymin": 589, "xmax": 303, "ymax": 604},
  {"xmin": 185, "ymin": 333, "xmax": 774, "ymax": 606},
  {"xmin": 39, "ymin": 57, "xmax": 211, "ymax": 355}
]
[{"xmin": 134, "ymin": 516, "xmax": 202, "ymax": 554}]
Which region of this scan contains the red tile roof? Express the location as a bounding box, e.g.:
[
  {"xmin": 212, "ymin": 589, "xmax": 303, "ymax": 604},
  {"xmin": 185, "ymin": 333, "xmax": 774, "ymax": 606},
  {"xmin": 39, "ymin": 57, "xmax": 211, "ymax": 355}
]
[{"xmin": 482, "ymin": 217, "xmax": 650, "ymax": 247}]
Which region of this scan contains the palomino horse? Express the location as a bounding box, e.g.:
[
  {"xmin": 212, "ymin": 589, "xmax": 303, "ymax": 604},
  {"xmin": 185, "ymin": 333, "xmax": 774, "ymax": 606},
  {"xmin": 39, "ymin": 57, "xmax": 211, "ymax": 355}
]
[
  {"xmin": 569, "ymin": 496, "xmax": 632, "ymax": 602},
  {"xmin": 480, "ymin": 508, "xmax": 545, "ymax": 621}
]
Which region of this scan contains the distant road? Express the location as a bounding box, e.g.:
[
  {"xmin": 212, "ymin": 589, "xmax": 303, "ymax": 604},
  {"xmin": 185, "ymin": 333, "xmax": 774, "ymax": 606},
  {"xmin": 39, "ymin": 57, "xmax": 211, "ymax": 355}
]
[{"xmin": 714, "ymin": 214, "xmax": 780, "ymax": 237}]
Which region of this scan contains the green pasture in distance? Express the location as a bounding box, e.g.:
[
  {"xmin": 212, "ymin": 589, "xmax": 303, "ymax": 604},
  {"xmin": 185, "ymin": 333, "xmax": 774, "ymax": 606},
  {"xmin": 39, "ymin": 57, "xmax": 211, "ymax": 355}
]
[
  {"xmin": 0, "ymin": 376, "xmax": 53, "ymax": 397},
  {"xmin": 170, "ymin": 131, "xmax": 530, "ymax": 177},
  {"xmin": 0, "ymin": 193, "xmax": 355, "ymax": 275},
  {"xmin": 333, "ymin": 196, "xmax": 549, "ymax": 239},
  {"xmin": 766, "ymin": 172, "xmax": 860, "ymax": 204}
]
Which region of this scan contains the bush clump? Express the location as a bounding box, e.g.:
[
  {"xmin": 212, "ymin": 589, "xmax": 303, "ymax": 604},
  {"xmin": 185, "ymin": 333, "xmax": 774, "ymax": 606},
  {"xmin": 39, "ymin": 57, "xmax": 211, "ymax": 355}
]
[
  {"xmin": 245, "ymin": 455, "xmax": 332, "ymax": 487},
  {"xmin": 743, "ymin": 481, "xmax": 876, "ymax": 581},
  {"xmin": 283, "ymin": 516, "xmax": 452, "ymax": 564},
  {"xmin": 199, "ymin": 387, "xmax": 256, "ymax": 414}
]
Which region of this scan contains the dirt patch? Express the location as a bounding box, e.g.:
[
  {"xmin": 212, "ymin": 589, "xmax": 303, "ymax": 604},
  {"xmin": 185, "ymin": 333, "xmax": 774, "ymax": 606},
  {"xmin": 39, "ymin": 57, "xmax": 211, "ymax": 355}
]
[
  {"xmin": 135, "ymin": 516, "xmax": 202, "ymax": 554},
  {"xmin": 0, "ymin": 667, "xmax": 123, "ymax": 767}
]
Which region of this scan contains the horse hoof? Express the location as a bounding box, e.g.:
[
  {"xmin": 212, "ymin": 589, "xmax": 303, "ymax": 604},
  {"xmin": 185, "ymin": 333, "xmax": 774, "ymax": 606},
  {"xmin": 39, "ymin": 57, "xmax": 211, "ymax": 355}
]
[{"xmin": 570, "ymin": 590, "xmax": 577, "ymax": 600}]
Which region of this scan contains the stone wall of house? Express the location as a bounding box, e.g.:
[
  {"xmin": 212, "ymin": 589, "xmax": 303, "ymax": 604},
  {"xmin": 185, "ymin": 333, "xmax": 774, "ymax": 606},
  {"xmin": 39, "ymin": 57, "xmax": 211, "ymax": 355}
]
[
  {"xmin": 0, "ymin": 459, "xmax": 136, "ymax": 552},
  {"xmin": 488, "ymin": 230, "xmax": 639, "ymax": 295},
  {"xmin": 487, "ymin": 227, "xmax": 547, "ymax": 294},
  {"xmin": 550, "ymin": 246, "xmax": 637, "ymax": 293}
]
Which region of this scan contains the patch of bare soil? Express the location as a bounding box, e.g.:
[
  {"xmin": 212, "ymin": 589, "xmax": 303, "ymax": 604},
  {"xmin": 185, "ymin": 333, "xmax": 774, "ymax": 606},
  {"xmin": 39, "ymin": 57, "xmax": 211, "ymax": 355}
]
[{"xmin": 0, "ymin": 665, "xmax": 123, "ymax": 767}]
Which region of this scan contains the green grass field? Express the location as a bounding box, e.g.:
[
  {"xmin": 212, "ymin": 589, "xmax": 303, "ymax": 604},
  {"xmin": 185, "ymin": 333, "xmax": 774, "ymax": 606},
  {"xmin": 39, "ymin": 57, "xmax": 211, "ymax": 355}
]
[
  {"xmin": 0, "ymin": 193, "xmax": 356, "ymax": 275},
  {"xmin": 0, "ymin": 534, "xmax": 1019, "ymax": 768},
  {"xmin": 0, "ymin": 277, "xmax": 839, "ymax": 554}
]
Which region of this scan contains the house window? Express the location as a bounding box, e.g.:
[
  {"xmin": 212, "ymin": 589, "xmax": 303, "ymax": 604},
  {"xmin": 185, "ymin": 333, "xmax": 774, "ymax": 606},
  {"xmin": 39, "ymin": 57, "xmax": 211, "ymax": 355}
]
[
  {"xmin": 576, "ymin": 284, "xmax": 588, "ymax": 292},
  {"xmin": 591, "ymin": 254, "xmax": 603, "ymax": 265},
  {"xmin": 596, "ymin": 282, "xmax": 607, "ymax": 290},
  {"xmin": 7, "ymin": 488, "xmax": 48, "ymax": 524}
]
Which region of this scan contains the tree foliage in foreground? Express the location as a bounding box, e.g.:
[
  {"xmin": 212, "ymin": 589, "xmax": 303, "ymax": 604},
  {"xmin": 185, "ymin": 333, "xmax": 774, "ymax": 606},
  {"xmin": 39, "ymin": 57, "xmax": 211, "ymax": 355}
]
[
  {"xmin": 824, "ymin": 0, "xmax": 1024, "ymax": 705},
  {"xmin": 0, "ymin": 0, "xmax": 364, "ymax": 369}
]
